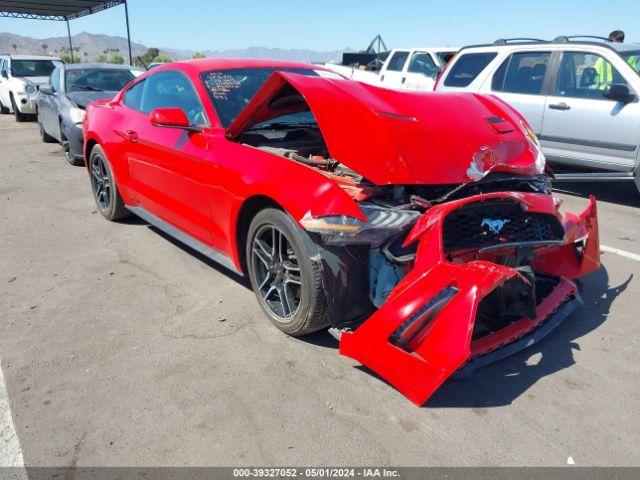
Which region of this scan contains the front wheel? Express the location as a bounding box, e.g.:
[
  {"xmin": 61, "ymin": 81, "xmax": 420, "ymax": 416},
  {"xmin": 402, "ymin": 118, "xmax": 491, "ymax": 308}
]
[
  {"xmin": 89, "ymin": 145, "xmax": 130, "ymax": 221},
  {"xmin": 11, "ymin": 96, "xmax": 28, "ymax": 122},
  {"xmin": 246, "ymin": 208, "xmax": 329, "ymax": 336},
  {"xmin": 38, "ymin": 115, "xmax": 56, "ymax": 143},
  {"xmin": 0, "ymin": 100, "xmax": 9, "ymax": 114}
]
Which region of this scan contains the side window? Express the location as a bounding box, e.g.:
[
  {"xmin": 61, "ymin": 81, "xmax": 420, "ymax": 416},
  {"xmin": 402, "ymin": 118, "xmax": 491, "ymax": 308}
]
[
  {"xmin": 492, "ymin": 51, "xmax": 551, "ymax": 95},
  {"xmin": 556, "ymin": 52, "xmax": 630, "ymax": 100},
  {"xmin": 386, "ymin": 51, "xmax": 410, "ymax": 72},
  {"xmin": 407, "ymin": 52, "xmax": 438, "ymax": 77},
  {"xmin": 51, "ymin": 67, "xmax": 61, "ymax": 92},
  {"xmin": 443, "ymin": 52, "xmax": 497, "ymax": 87},
  {"xmin": 140, "ymin": 70, "xmax": 207, "ymax": 125},
  {"xmin": 122, "ymin": 79, "xmax": 145, "ymax": 111},
  {"xmin": 1, "ymin": 59, "xmax": 7, "ymax": 76}
]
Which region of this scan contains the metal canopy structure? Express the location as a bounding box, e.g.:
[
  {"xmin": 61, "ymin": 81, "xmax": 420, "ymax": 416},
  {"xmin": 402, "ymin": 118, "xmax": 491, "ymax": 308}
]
[{"xmin": 0, "ymin": 0, "xmax": 133, "ymax": 64}]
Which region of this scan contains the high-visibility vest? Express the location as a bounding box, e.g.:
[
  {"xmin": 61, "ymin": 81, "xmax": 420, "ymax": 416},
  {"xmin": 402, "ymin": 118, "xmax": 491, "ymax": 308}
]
[
  {"xmin": 594, "ymin": 58, "xmax": 613, "ymax": 89},
  {"xmin": 628, "ymin": 56, "xmax": 639, "ymax": 73}
]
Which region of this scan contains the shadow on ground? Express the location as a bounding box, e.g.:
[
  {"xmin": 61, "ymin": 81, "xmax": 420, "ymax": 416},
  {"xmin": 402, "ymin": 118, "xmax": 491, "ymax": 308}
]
[
  {"xmin": 552, "ymin": 180, "xmax": 640, "ymax": 208},
  {"xmin": 426, "ymin": 266, "xmax": 631, "ymax": 408}
]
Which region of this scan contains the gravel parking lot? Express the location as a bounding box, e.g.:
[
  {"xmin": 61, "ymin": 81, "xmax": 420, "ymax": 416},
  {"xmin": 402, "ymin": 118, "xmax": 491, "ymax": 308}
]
[{"xmin": 1, "ymin": 113, "xmax": 639, "ymax": 467}]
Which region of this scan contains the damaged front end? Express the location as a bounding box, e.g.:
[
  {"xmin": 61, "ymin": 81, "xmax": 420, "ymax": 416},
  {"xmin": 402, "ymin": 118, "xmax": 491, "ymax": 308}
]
[
  {"xmin": 226, "ymin": 70, "xmax": 600, "ymax": 405},
  {"xmin": 302, "ymin": 186, "xmax": 599, "ymax": 406}
]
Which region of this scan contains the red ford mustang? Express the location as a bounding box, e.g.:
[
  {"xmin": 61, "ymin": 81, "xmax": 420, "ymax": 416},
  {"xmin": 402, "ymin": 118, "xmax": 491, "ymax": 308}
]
[{"xmin": 83, "ymin": 59, "xmax": 600, "ymax": 405}]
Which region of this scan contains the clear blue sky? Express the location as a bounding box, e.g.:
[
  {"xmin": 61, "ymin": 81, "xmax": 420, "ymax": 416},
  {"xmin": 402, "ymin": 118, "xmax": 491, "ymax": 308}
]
[{"xmin": 0, "ymin": 0, "xmax": 637, "ymax": 51}]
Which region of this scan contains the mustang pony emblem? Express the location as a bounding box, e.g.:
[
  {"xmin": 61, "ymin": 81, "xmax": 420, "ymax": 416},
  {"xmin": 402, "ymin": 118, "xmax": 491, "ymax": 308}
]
[{"xmin": 481, "ymin": 218, "xmax": 511, "ymax": 234}]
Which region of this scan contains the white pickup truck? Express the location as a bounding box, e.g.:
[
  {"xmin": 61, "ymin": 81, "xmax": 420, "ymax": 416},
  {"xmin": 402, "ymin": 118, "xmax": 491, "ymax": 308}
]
[{"xmin": 325, "ymin": 47, "xmax": 457, "ymax": 91}]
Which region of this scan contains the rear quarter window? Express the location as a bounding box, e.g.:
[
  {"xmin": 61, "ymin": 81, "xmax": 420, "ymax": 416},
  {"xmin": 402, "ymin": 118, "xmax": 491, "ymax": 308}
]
[{"xmin": 443, "ymin": 52, "xmax": 498, "ymax": 87}]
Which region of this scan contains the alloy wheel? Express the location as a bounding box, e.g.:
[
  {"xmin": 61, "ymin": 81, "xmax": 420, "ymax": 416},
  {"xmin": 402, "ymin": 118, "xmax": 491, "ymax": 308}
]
[
  {"xmin": 251, "ymin": 225, "xmax": 303, "ymax": 321},
  {"xmin": 90, "ymin": 154, "xmax": 112, "ymax": 212}
]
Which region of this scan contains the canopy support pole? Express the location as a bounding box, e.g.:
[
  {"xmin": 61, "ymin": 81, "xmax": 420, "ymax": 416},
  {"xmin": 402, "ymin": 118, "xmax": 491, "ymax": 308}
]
[
  {"xmin": 66, "ymin": 19, "xmax": 74, "ymax": 63},
  {"xmin": 124, "ymin": 0, "xmax": 132, "ymax": 65}
]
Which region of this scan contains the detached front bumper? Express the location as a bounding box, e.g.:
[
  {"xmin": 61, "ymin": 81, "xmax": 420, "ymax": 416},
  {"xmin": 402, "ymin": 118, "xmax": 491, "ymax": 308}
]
[
  {"xmin": 339, "ymin": 192, "xmax": 599, "ymax": 406},
  {"xmin": 62, "ymin": 121, "xmax": 85, "ymax": 163}
]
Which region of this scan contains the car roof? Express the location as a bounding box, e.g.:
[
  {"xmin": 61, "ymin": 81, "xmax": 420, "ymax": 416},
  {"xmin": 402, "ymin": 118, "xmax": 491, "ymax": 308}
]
[
  {"xmin": 167, "ymin": 58, "xmax": 319, "ymax": 72},
  {"xmin": 458, "ymin": 38, "xmax": 640, "ymax": 54},
  {"xmin": 7, "ymin": 55, "xmax": 61, "ymax": 61},
  {"xmin": 393, "ymin": 47, "xmax": 458, "ymax": 52},
  {"xmin": 63, "ymin": 63, "xmax": 143, "ymax": 71}
]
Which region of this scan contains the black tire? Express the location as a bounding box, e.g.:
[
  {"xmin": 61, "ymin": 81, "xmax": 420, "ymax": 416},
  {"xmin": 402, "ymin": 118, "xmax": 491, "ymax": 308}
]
[
  {"xmin": 0, "ymin": 100, "xmax": 8, "ymax": 114},
  {"xmin": 38, "ymin": 115, "xmax": 56, "ymax": 143},
  {"xmin": 88, "ymin": 144, "xmax": 130, "ymax": 221},
  {"xmin": 60, "ymin": 126, "xmax": 83, "ymax": 166},
  {"xmin": 10, "ymin": 95, "xmax": 28, "ymax": 122},
  {"xmin": 246, "ymin": 208, "xmax": 329, "ymax": 336}
]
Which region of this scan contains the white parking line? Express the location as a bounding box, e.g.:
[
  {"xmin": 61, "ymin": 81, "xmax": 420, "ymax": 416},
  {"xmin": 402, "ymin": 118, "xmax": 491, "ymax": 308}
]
[
  {"xmin": 601, "ymin": 245, "xmax": 640, "ymax": 262},
  {"xmin": 0, "ymin": 360, "xmax": 24, "ymax": 467}
]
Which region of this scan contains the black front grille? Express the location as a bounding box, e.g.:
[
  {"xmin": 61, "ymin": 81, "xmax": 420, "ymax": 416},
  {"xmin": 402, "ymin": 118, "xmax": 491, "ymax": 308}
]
[{"xmin": 443, "ymin": 200, "xmax": 564, "ymax": 252}]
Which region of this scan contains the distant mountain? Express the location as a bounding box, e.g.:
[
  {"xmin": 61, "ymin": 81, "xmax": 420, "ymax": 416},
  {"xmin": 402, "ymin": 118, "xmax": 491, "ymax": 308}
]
[{"xmin": 0, "ymin": 31, "xmax": 349, "ymax": 64}]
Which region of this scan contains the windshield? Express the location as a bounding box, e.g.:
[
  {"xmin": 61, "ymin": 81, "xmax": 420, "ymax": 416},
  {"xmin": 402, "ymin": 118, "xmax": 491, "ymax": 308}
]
[
  {"xmin": 621, "ymin": 51, "xmax": 640, "ymax": 75},
  {"xmin": 11, "ymin": 59, "xmax": 56, "ymax": 77},
  {"xmin": 201, "ymin": 67, "xmax": 318, "ymax": 128},
  {"xmin": 66, "ymin": 69, "xmax": 136, "ymax": 93}
]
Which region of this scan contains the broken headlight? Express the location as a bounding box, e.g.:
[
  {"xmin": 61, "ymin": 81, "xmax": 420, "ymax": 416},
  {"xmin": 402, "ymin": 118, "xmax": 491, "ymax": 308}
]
[
  {"xmin": 521, "ymin": 120, "xmax": 546, "ymax": 174},
  {"xmin": 300, "ymin": 204, "xmax": 420, "ymax": 246}
]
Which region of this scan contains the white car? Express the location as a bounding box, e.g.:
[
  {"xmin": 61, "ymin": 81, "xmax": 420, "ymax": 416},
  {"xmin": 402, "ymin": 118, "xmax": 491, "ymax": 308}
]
[
  {"xmin": 435, "ymin": 37, "xmax": 640, "ymax": 191},
  {"xmin": 0, "ymin": 55, "xmax": 60, "ymax": 122},
  {"xmin": 325, "ymin": 47, "xmax": 457, "ymax": 91}
]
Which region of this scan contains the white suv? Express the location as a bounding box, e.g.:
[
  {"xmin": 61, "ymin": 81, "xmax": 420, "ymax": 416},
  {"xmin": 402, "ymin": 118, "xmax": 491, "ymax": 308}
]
[
  {"xmin": 0, "ymin": 55, "xmax": 60, "ymax": 122},
  {"xmin": 435, "ymin": 37, "xmax": 640, "ymax": 192}
]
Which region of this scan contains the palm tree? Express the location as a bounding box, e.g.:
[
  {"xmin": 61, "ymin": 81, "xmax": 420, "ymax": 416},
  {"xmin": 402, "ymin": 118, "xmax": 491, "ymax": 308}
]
[{"xmin": 11, "ymin": 43, "xmax": 17, "ymax": 54}]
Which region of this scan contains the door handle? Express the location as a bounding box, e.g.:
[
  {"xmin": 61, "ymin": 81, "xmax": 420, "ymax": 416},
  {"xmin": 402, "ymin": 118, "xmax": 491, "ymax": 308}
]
[
  {"xmin": 124, "ymin": 130, "xmax": 139, "ymax": 143},
  {"xmin": 401, "ymin": 77, "xmax": 406, "ymax": 84},
  {"xmin": 549, "ymin": 103, "xmax": 571, "ymax": 111}
]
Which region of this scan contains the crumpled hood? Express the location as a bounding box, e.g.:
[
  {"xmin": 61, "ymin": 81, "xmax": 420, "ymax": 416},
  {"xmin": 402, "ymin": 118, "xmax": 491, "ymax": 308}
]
[
  {"xmin": 227, "ymin": 71, "xmax": 543, "ymax": 185},
  {"xmin": 67, "ymin": 91, "xmax": 119, "ymax": 109}
]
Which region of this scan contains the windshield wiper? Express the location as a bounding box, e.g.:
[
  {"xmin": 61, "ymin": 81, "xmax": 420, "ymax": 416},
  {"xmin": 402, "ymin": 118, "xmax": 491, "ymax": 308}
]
[
  {"xmin": 247, "ymin": 121, "xmax": 318, "ymax": 131},
  {"xmin": 70, "ymin": 85, "xmax": 108, "ymax": 92}
]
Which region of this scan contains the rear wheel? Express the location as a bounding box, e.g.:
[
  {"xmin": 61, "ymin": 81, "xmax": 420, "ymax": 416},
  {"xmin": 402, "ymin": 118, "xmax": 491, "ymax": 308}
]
[
  {"xmin": 89, "ymin": 145, "xmax": 130, "ymax": 221},
  {"xmin": 246, "ymin": 208, "xmax": 328, "ymax": 336},
  {"xmin": 0, "ymin": 99, "xmax": 8, "ymax": 114}
]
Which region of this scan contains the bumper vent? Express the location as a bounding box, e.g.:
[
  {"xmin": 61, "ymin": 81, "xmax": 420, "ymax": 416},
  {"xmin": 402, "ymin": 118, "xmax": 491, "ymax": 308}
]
[
  {"xmin": 473, "ymin": 274, "xmax": 561, "ymax": 339},
  {"xmin": 442, "ymin": 200, "xmax": 564, "ymax": 252}
]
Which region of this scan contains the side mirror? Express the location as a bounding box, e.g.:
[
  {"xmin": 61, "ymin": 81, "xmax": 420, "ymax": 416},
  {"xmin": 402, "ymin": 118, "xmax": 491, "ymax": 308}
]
[
  {"xmin": 40, "ymin": 84, "xmax": 54, "ymax": 95},
  {"xmin": 603, "ymin": 83, "xmax": 636, "ymax": 103},
  {"xmin": 1, "ymin": 70, "xmax": 8, "ymax": 79},
  {"xmin": 150, "ymin": 107, "xmax": 201, "ymax": 132}
]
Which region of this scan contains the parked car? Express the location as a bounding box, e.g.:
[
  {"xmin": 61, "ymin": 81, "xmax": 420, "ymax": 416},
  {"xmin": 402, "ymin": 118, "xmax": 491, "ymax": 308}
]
[
  {"xmin": 435, "ymin": 36, "xmax": 640, "ymax": 192},
  {"xmin": 325, "ymin": 47, "xmax": 457, "ymax": 91},
  {"xmin": 36, "ymin": 63, "xmax": 143, "ymax": 166},
  {"xmin": 83, "ymin": 59, "xmax": 599, "ymax": 405},
  {"xmin": 0, "ymin": 54, "xmax": 60, "ymax": 121}
]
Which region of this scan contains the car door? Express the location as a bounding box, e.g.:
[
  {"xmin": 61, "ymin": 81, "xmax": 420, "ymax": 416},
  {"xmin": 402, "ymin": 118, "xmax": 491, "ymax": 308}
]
[
  {"xmin": 488, "ymin": 50, "xmax": 553, "ymax": 135},
  {"xmin": 380, "ymin": 51, "xmax": 410, "ymax": 89},
  {"xmin": 403, "ymin": 51, "xmax": 438, "ymax": 90},
  {"xmin": 125, "ymin": 70, "xmax": 214, "ymax": 244},
  {"xmin": 541, "ymin": 51, "xmax": 640, "ymax": 169},
  {"xmin": 0, "ymin": 59, "xmax": 10, "ymax": 108}
]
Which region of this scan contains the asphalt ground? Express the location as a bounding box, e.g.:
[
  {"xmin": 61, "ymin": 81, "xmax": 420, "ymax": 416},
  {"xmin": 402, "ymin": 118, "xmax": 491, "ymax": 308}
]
[{"xmin": 1, "ymin": 113, "xmax": 638, "ymax": 467}]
